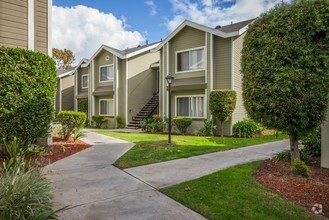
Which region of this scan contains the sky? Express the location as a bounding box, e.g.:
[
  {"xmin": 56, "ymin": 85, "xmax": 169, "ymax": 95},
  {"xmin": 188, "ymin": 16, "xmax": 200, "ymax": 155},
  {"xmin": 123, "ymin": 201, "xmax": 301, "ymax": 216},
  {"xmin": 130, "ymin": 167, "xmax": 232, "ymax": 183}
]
[{"xmin": 52, "ymin": 0, "xmax": 287, "ymax": 64}]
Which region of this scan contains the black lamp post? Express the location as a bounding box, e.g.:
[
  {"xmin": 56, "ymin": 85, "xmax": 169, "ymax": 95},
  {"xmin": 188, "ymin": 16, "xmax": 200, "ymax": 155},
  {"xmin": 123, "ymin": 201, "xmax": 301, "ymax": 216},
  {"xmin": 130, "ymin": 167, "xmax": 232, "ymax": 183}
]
[{"xmin": 165, "ymin": 73, "xmax": 174, "ymax": 145}]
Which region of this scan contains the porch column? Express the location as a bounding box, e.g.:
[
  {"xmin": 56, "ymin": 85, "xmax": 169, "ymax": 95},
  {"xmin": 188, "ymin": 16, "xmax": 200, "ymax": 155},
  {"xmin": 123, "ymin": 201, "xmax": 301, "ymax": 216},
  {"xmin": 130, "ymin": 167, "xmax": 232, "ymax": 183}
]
[{"xmin": 321, "ymin": 106, "xmax": 329, "ymax": 168}]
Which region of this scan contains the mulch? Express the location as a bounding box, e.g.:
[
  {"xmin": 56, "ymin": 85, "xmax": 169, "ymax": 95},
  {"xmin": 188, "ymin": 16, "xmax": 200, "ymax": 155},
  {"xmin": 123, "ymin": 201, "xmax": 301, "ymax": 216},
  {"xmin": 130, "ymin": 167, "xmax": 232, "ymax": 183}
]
[
  {"xmin": 254, "ymin": 159, "xmax": 329, "ymax": 218},
  {"xmin": 32, "ymin": 135, "xmax": 92, "ymax": 166}
]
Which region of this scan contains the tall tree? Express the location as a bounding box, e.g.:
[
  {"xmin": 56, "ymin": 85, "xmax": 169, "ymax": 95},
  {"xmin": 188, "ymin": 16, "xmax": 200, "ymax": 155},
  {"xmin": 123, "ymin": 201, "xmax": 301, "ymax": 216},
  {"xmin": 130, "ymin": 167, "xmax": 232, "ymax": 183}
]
[
  {"xmin": 52, "ymin": 48, "xmax": 75, "ymax": 70},
  {"xmin": 241, "ymin": 0, "xmax": 329, "ymax": 160}
]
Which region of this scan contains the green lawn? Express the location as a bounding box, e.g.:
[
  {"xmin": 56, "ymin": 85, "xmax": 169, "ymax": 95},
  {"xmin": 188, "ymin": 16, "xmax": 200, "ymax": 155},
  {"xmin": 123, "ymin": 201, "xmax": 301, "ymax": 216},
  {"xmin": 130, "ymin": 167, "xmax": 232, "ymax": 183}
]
[
  {"xmin": 160, "ymin": 161, "xmax": 319, "ymax": 220},
  {"xmin": 95, "ymin": 130, "xmax": 287, "ymax": 168}
]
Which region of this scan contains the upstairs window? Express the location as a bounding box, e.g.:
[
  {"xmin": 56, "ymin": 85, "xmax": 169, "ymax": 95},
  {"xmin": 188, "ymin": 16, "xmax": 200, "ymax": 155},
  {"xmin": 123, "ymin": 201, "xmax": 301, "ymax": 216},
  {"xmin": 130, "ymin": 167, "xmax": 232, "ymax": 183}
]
[
  {"xmin": 82, "ymin": 74, "xmax": 88, "ymax": 88},
  {"xmin": 177, "ymin": 48, "xmax": 204, "ymax": 72},
  {"xmin": 100, "ymin": 65, "xmax": 114, "ymax": 82}
]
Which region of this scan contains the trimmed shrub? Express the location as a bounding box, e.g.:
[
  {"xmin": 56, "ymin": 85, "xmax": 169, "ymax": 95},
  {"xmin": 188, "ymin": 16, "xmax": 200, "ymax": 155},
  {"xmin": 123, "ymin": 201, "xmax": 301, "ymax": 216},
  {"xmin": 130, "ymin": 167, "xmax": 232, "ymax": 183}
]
[
  {"xmin": 300, "ymin": 127, "xmax": 321, "ymax": 158},
  {"xmin": 0, "ymin": 47, "xmax": 57, "ymax": 146},
  {"xmin": 241, "ymin": 0, "xmax": 329, "ymax": 160},
  {"xmin": 92, "ymin": 115, "xmax": 109, "ymax": 128},
  {"xmin": 209, "ymin": 90, "xmax": 236, "ymax": 137},
  {"xmin": 233, "ymin": 119, "xmax": 264, "ymax": 138},
  {"xmin": 292, "ymin": 159, "xmax": 310, "ymax": 177},
  {"xmin": 173, "ymin": 117, "xmax": 192, "ymax": 135},
  {"xmin": 57, "ymin": 111, "xmax": 86, "ymax": 140},
  {"xmin": 78, "ymin": 99, "xmax": 88, "ymax": 125},
  {"xmin": 116, "ymin": 115, "xmax": 125, "ymax": 128},
  {"xmin": 197, "ymin": 120, "xmax": 216, "ymax": 136}
]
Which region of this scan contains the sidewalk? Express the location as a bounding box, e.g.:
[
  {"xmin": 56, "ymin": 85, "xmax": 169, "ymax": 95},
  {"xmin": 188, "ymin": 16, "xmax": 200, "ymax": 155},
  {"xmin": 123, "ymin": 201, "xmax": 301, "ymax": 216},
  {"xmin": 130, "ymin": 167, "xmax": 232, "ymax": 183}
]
[
  {"xmin": 45, "ymin": 131, "xmax": 205, "ymax": 220},
  {"xmin": 125, "ymin": 139, "xmax": 289, "ymax": 189}
]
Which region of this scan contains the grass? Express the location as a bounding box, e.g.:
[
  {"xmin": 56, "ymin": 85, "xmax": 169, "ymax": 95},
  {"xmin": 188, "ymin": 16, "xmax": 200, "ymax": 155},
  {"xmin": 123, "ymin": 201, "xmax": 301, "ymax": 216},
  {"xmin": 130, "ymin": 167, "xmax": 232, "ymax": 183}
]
[
  {"xmin": 95, "ymin": 130, "xmax": 287, "ymax": 168},
  {"xmin": 160, "ymin": 161, "xmax": 319, "ymax": 220}
]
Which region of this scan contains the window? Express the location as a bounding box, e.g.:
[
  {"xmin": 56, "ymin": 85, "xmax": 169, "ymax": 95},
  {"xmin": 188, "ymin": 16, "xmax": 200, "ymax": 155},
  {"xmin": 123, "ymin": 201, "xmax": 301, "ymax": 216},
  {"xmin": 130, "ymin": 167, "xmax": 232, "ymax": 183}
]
[
  {"xmin": 99, "ymin": 99, "xmax": 114, "ymax": 116},
  {"xmin": 176, "ymin": 96, "xmax": 204, "ymax": 118},
  {"xmin": 177, "ymin": 48, "xmax": 204, "ymax": 72},
  {"xmin": 100, "ymin": 65, "xmax": 114, "ymax": 82},
  {"xmin": 82, "ymin": 74, "xmax": 88, "ymax": 88}
]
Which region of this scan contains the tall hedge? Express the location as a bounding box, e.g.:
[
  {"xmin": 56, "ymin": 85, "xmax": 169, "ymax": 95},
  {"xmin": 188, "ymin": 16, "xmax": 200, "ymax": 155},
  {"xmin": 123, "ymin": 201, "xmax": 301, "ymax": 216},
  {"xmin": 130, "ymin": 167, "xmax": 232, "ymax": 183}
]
[
  {"xmin": 0, "ymin": 47, "xmax": 57, "ymax": 145},
  {"xmin": 241, "ymin": 1, "xmax": 329, "ymax": 160},
  {"xmin": 209, "ymin": 90, "xmax": 236, "ymax": 137}
]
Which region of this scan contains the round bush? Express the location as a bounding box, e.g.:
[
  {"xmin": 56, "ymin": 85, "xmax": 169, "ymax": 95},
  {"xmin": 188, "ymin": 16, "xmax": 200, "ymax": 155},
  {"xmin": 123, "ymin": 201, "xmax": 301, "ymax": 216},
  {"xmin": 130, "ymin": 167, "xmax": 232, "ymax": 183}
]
[
  {"xmin": 233, "ymin": 119, "xmax": 264, "ymax": 138},
  {"xmin": 173, "ymin": 117, "xmax": 193, "ymax": 135},
  {"xmin": 57, "ymin": 111, "xmax": 86, "ymax": 139},
  {"xmin": 0, "ymin": 47, "xmax": 57, "ymax": 145},
  {"xmin": 241, "ymin": 1, "xmax": 329, "ymax": 158}
]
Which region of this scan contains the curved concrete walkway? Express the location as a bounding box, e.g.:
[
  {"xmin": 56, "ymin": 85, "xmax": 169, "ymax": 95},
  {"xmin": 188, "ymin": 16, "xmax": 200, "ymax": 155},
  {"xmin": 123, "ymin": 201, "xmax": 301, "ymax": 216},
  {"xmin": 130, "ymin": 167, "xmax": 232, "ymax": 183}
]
[
  {"xmin": 45, "ymin": 131, "xmax": 205, "ymax": 220},
  {"xmin": 45, "ymin": 131, "xmax": 289, "ymax": 219}
]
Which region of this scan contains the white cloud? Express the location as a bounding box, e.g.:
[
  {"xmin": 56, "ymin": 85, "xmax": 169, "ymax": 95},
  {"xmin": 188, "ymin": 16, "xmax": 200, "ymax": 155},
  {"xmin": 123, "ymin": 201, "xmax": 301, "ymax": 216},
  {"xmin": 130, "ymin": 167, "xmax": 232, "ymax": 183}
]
[
  {"xmin": 52, "ymin": 5, "xmax": 145, "ymax": 64},
  {"xmin": 145, "ymin": 0, "xmax": 157, "ymax": 16},
  {"xmin": 166, "ymin": 0, "xmax": 289, "ymax": 31}
]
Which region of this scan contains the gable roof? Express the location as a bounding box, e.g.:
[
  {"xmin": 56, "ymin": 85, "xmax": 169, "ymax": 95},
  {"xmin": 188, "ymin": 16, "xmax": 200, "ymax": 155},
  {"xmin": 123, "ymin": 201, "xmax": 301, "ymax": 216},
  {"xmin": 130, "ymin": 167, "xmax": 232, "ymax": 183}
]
[
  {"xmin": 151, "ymin": 18, "xmax": 255, "ymax": 52},
  {"xmin": 85, "ymin": 42, "xmax": 160, "ymax": 66},
  {"xmin": 57, "ymin": 58, "xmax": 89, "ymax": 78},
  {"xmin": 216, "ymin": 18, "xmax": 255, "ymax": 33}
]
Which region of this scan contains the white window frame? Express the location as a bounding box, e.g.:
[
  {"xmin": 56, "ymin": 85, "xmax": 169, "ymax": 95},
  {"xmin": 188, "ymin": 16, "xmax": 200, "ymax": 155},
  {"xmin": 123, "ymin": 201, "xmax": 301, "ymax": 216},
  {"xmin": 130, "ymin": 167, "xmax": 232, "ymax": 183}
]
[
  {"xmin": 99, "ymin": 64, "xmax": 114, "ymax": 83},
  {"xmin": 175, "ymin": 46, "xmax": 205, "ymax": 74},
  {"xmin": 99, "ymin": 99, "xmax": 114, "ymax": 116},
  {"xmin": 81, "ymin": 74, "xmax": 88, "ymax": 89},
  {"xmin": 175, "ymin": 95, "xmax": 206, "ymax": 119}
]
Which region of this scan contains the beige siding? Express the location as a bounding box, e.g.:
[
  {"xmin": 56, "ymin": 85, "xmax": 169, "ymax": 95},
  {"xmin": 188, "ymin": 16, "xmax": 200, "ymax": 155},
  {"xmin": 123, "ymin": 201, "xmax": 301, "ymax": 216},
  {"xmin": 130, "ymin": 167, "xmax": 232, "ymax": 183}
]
[
  {"xmin": 34, "ymin": 0, "xmax": 48, "ymax": 53},
  {"xmin": 0, "ymin": 0, "xmax": 28, "ymax": 48},
  {"xmin": 61, "ymin": 75, "xmax": 74, "ymax": 90},
  {"xmin": 127, "ymin": 51, "xmax": 159, "ymax": 121},
  {"xmin": 159, "ymin": 49, "xmax": 164, "ymax": 117},
  {"xmin": 61, "ymin": 75, "xmax": 74, "ymax": 111},
  {"xmin": 233, "ymin": 33, "xmax": 248, "ymax": 124},
  {"xmin": 213, "ymin": 36, "xmax": 232, "ymax": 90},
  {"xmin": 93, "ymin": 49, "xmax": 114, "ymax": 89},
  {"xmin": 169, "ymin": 26, "xmax": 205, "ymax": 79},
  {"xmin": 118, "ymin": 59, "xmax": 126, "ymax": 122},
  {"xmin": 77, "ymin": 66, "xmax": 89, "ymax": 95},
  {"xmin": 55, "ymin": 80, "xmax": 60, "ymax": 113}
]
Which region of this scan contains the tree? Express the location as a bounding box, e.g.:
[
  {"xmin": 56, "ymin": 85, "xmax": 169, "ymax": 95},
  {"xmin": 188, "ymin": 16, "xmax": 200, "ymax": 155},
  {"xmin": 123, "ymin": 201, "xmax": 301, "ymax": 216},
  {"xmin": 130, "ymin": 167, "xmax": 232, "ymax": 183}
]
[
  {"xmin": 209, "ymin": 90, "xmax": 236, "ymax": 137},
  {"xmin": 241, "ymin": 0, "xmax": 329, "ymax": 160},
  {"xmin": 52, "ymin": 48, "xmax": 75, "ymax": 70}
]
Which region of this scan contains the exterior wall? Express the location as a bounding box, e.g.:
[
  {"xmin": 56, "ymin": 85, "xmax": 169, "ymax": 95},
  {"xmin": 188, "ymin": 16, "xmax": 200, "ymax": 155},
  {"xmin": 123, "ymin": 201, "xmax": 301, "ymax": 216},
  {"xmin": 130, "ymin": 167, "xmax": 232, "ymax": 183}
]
[
  {"xmin": 118, "ymin": 58, "xmax": 127, "ymax": 123},
  {"xmin": 322, "ymin": 107, "xmax": 329, "ymax": 168},
  {"xmin": 34, "ymin": 0, "xmax": 48, "ymax": 53},
  {"xmin": 212, "ymin": 36, "xmax": 233, "ymax": 135},
  {"xmin": 55, "ymin": 80, "xmax": 60, "ymax": 113},
  {"xmin": 77, "ymin": 66, "xmax": 89, "ymax": 96},
  {"xmin": 0, "ymin": 0, "xmax": 28, "ymax": 48},
  {"xmin": 169, "ymin": 26, "xmax": 205, "ymax": 79},
  {"xmin": 127, "ymin": 51, "xmax": 159, "ymax": 122},
  {"xmin": 0, "ymin": 0, "xmax": 49, "ymax": 54},
  {"xmin": 93, "ymin": 50, "xmax": 114, "ymax": 89},
  {"xmin": 61, "ymin": 75, "xmax": 74, "ymax": 111},
  {"xmin": 232, "ymin": 33, "xmax": 248, "ymax": 124}
]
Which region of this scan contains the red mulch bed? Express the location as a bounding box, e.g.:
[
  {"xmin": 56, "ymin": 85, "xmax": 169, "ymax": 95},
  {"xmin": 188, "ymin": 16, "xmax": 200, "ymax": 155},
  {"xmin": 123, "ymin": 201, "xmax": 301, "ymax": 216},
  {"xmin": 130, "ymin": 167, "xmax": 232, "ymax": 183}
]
[
  {"xmin": 32, "ymin": 135, "xmax": 91, "ymax": 166},
  {"xmin": 254, "ymin": 159, "xmax": 329, "ymax": 218}
]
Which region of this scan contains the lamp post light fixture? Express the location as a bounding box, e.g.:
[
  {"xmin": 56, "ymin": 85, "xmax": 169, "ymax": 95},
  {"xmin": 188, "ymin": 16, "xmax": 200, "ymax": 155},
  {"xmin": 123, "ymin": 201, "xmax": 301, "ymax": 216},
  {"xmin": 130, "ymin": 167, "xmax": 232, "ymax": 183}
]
[{"xmin": 165, "ymin": 73, "xmax": 174, "ymax": 145}]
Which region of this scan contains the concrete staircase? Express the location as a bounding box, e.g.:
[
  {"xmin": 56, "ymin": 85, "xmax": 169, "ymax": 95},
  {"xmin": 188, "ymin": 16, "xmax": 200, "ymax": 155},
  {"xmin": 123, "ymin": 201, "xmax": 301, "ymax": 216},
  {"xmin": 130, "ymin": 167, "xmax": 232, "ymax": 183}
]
[{"xmin": 127, "ymin": 94, "xmax": 159, "ymax": 128}]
